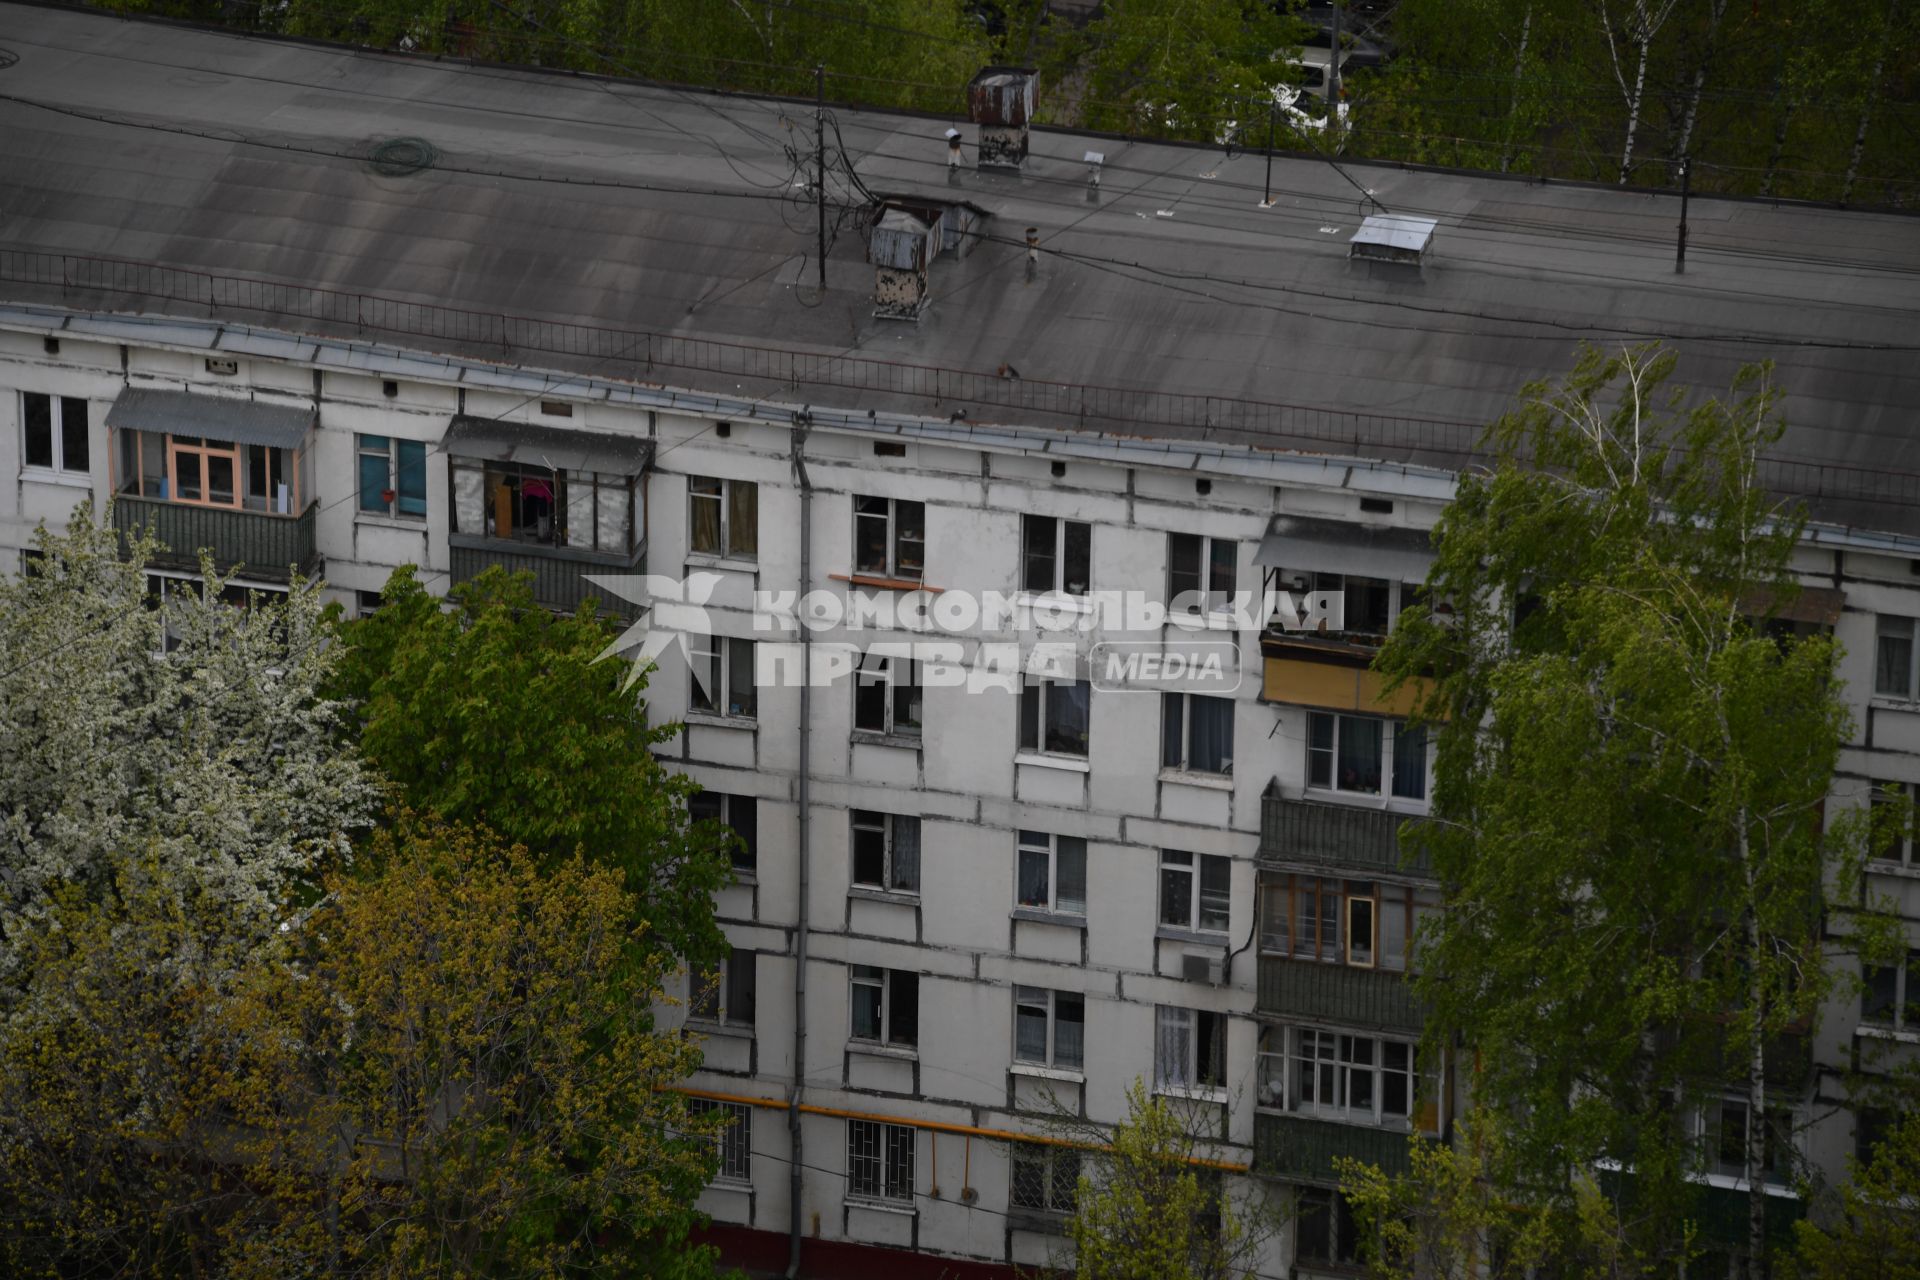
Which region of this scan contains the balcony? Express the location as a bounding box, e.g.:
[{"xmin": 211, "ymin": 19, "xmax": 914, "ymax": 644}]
[
  {"xmin": 1257, "ymin": 956, "xmax": 1426, "ymax": 1032},
  {"xmin": 448, "ymin": 534, "xmax": 643, "ymax": 621},
  {"xmin": 1260, "ymin": 631, "xmax": 1433, "ymax": 718},
  {"xmin": 1254, "ymin": 1111, "xmax": 1414, "ymax": 1185},
  {"xmin": 115, "ymin": 495, "xmax": 319, "ymax": 583},
  {"xmin": 1260, "ymin": 792, "xmax": 1432, "ymax": 878}
]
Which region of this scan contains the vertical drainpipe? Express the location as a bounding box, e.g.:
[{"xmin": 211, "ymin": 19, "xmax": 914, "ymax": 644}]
[{"xmin": 786, "ymin": 419, "xmax": 813, "ymax": 1280}]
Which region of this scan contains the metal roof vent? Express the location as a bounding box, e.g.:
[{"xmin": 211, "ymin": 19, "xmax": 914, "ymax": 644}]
[
  {"xmin": 866, "ymin": 197, "xmax": 991, "ymax": 321},
  {"xmin": 967, "ymin": 66, "xmax": 1038, "ymax": 172},
  {"xmin": 1349, "ymin": 214, "xmax": 1437, "ymax": 266}
]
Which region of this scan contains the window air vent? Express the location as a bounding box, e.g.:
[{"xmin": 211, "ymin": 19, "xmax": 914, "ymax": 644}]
[
  {"xmin": 874, "ymin": 441, "xmax": 906, "ymax": 458},
  {"xmin": 539, "ymin": 400, "xmax": 573, "ymax": 418},
  {"xmin": 1359, "ymin": 497, "xmax": 1394, "ymax": 515}
]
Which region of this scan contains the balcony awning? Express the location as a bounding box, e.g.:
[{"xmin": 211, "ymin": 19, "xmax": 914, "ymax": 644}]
[
  {"xmin": 105, "ymin": 388, "xmax": 313, "ymax": 449},
  {"xmin": 1254, "ymin": 514, "xmax": 1432, "ymax": 583},
  {"xmin": 440, "ymin": 415, "xmax": 651, "ymax": 476}
]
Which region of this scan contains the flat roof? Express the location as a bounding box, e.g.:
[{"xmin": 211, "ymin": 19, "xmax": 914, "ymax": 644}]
[{"xmin": 2, "ymin": 5, "xmax": 1918, "ymax": 532}]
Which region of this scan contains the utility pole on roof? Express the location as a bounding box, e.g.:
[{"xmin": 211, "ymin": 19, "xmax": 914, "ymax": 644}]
[{"xmin": 816, "ymin": 65, "xmax": 827, "ymax": 295}]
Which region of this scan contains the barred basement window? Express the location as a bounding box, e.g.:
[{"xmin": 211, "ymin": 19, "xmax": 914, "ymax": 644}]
[
  {"xmin": 689, "ymin": 1098, "xmax": 752, "ymax": 1183},
  {"xmin": 848, "ymin": 1119, "xmax": 915, "ymax": 1203},
  {"xmin": 1009, "ymin": 1145, "xmax": 1079, "ymax": 1214}
]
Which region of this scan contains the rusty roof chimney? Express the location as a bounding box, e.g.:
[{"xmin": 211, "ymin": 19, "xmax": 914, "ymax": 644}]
[{"xmin": 966, "ymin": 66, "xmax": 1038, "ymax": 172}]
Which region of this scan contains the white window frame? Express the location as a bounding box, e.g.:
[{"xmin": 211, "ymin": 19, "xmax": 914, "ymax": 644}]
[
  {"xmin": 1266, "ymin": 1026, "xmax": 1417, "ymax": 1126},
  {"xmin": 690, "ymin": 1097, "xmax": 753, "ymax": 1184},
  {"xmin": 1009, "ymin": 1143, "xmax": 1080, "ymax": 1215},
  {"xmin": 850, "ymin": 965, "xmax": 918, "ymax": 1049},
  {"xmin": 1021, "ymin": 514, "xmax": 1092, "ymax": 596},
  {"xmin": 1153, "ymin": 1005, "xmax": 1225, "ymax": 1092},
  {"xmin": 853, "ymin": 495, "xmax": 925, "ymax": 582},
  {"xmin": 1159, "ymin": 850, "xmax": 1232, "ymax": 936},
  {"xmin": 20, "ymin": 391, "xmax": 90, "ymax": 479},
  {"xmin": 1871, "ymin": 780, "xmax": 1918, "ymax": 868},
  {"xmin": 1876, "ymin": 615, "xmax": 1918, "ymax": 699},
  {"xmin": 1013, "ymin": 986, "xmax": 1086, "ymax": 1070},
  {"xmin": 1162, "ymin": 692, "xmax": 1235, "ymax": 775},
  {"xmin": 1306, "ymin": 711, "xmax": 1429, "ymax": 804},
  {"xmin": 1863, "ymin": 948, "xmax": 1920, "ymax": 1033},
  {"xmin": 689, "ymin": 947, "xmax": 756, "ymax": 1030},
  {"xmin": 854, "ymin": 653, "xmax": 922, "ymax": 738},
  {"xmin": 356, "ymin": 433, "xmax": 427, "ymax": 519},
  {"xmin": 1702, "ymin": 1095, "xmax": 1795, "ymax": 1185},
  {"xmin": 1015, "ymin": 830, "xmax": 1088, "ymax": 916},
  {"xmin": 689, "ymin": 635, "xmax": 757, "ymax": 719},
  {"xmin": 1019, "ymin": 678, "xmax": 1091, "ymax": 759},
  {"xmin": 1168, "ymin": 532, "xmax": 1237, "ymax": 614},
  {"xmin": 688, "ymin": 474, "xmax": 758, "ymax": 560},
  {"xmin": 851, "ymin": 810, "xmax": 920, "ymax": 895},
  {"xmin": 847, "ymin": 1119, "xmax": 916, "ymax": 1204}
]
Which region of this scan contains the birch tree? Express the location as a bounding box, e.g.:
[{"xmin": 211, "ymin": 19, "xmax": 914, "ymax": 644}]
[
  {"xmin": 1596, "ymin": 0, "xmax": 1683, "ymax": 182},
  {"xmin": 1376, "ymin": 345, "xmax": 1900, "ymax": 1275}
]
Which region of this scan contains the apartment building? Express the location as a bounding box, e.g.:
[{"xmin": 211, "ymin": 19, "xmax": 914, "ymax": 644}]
[{"xmin": 3, "ymin": 7, "xmax": 1918, "ymax": 1277}]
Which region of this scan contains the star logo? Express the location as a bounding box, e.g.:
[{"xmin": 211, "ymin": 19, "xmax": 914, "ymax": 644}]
[{"xmin": 586, "ymin": 572, "xmax": 724, "ymax": 697}]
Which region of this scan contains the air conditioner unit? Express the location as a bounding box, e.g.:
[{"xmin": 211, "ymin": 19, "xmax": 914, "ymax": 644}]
[{"xmin": 1181, "ymin": 953, "xmax": 1226, "ymax": 986}]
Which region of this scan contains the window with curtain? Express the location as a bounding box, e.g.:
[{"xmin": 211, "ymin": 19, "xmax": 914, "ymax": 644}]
[
  {"xmin": 689, "ymin": 475, "xmax": 757, "ymax": 558},
  {"xmin": 357, "ymin": 434, "xmax": 426, "ymax": 518},
  {"xmin": 1162, "ymin": 693, "xmax": 1234, "ymax": 774}
]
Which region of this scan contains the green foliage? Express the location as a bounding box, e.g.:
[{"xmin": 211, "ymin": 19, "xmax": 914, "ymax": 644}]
[
  {"xmin": 331, "ymin": 564, "xmax": 733, "ymax": 966},
  {"xmin": 1064, "ymin": 1079, "xmax": 1272, "ymax": 1280},
  {"xmin": 1376, "ymin": 344, "xmax": 1902, "ymax": 1266},
  {"xmin": 1790, "ymin": 1110, "xmax": 1920, "ymax": 1280},
  {"xmin": 226, "ymin": 814, "xmax": 723, "ymax": 1279},
  {"xmin": 1078, "ymin": 0, "xmax": 1305, "ymax": 143}
]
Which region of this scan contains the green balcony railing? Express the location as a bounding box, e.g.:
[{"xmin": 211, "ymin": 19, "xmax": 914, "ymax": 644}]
[
  {"xmin": 114, "ymin": 495, "xmax": 319, "ymax": 583},
  {"xmin": 1259, "ymin": 792, "xmax": 1433, "ymax": 878},
  {"xmin": 1257, "ymin": 956, "xmax": 1426, "ymax": 1031},
  {"xmin": 448, "ymin": 534, "xmax": 643, "ymax": 621},
  {"xmin": 1254, "ymin": 1112, "xmax": 1415, "ymax": 1185}
]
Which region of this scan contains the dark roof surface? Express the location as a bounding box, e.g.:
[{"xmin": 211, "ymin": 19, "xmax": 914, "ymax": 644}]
[{"xmin": 3, "ymin": 5, "xmax": 1919, "ymax": 530}]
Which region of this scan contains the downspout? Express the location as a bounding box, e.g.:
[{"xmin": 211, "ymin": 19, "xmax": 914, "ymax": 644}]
[{"xmin": 786, "ymin": 418, "xmax": 813, "ymax": 1280}]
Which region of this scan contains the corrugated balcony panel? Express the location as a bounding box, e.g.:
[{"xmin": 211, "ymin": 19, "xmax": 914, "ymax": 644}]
[
  {"xmin": 115, "ymin": 495, "xmax": 318, "ymax": 583},
  {"xmin": 448, "ymin": 534, "xmax": 643, "ymax": 621},
  {"xmin": 1254, "ymin": 1111, "xmax": 1414, "ymax": 1185},
  {"xmin": 1259, "ymin": 793, "xmax": 1434, "ymax": 878},
  {"xmin": 1257, "ymin": 955, "xmax": 1426, "ymax": 1031}
]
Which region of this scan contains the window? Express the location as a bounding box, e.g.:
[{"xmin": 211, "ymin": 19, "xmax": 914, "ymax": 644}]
[
  {"xmin": 1870, "ymin": 781, "xmax": 1916, "ymax": 867},
  {"xmin": 1307, "ymin": 712, "xmax": 1428, "ymax": 801},
  {"xmin": 850, "ymin": 966, "xmax": 918, "ymax": 1049},
  {"xmin": 1260, "ymin": 875, "xmax": 1436, "ymax": 972},
  {"xmin": 1857, "ymin": 1107, "xmax": 1894, "ymax": 1166},
  {"xmin": 116, "ymin": 429, "xmax": 296, "ymax": 513},
  {"xmin": 689, "ymin": 475, "xmax": 758, "ymax": 558},
  {"xmin": 1153, "ymin": 1006, "xmax": 1225, "ymax": 1091},
  {"xmin": 852, "ymin": 810, "xmax": 920, "ymax": 894},
  {"xmin": 449, "ymin": 457, "xmax": 635, "ymax": 555},
  {"xmin": 356, "ymin": 434, "xmax": 427, "ymax": 517},
  {"xmin": 1878, "ymin": 616, "xmax": 1917, "ymax": 698},
  {"xmin": 689, "ymin": 1098, "xmax": 752, "ymax": 1183},
  {"xmin": 1014, "ymin": 987, "xmax": 1085, "ymax": 1070},
  {"xmin": 1016, "ymin": 831, "xmax": 1087, "ymax": 915},
  {"xmin": 21, "ymin": 392, "xmax": 89, "ymax": 477},
  {"xmin": 1162, "ymin": 693, "xmax": 1234, "ymax": 775},
  {"xmin": 1023, "ymin": 515, "xmax": 1091, "ymax": 595},
  {"xmin": 1295, "ymin": 1188, "xmax": 1362, "ymax": 1266},
  {"xmin": 1268, "ymin": 1026, "xmax": 1417, "ymax": 1125},
  {"xmin": 690, "ymin": 636, "xmax": 757, "ymax": 719},
  {"xmin": 854, "ymin": 654, "xmax": 922, "ymax": 738},
  {"xmin": 848, "ymin": 1119, "xmax": 915, "ymax": 1203},
  {"xmin": 690, "ymin": 947, "xmax": 757, "ymax": 1029},
  {"xmin": 1159, "ymin": 850, "xmax": 1231, "ymax": 935},
  {"xmin": 1310, "ymin": 572, "xmax": 1394, "ymax": 641},
  {"xmin": 690, "ymin": 791, "xmax": 757, "ymax": 873},
  {"xmin": 1710, "ymin": 1097, "xmax": 1792, "ymax": 1183},
  {"xmin": 1010, "ymin": 1145, "xmax": 1079, "ymax": 1215},
  {"xmin": 854, "ymin": 496, "xmax": 925, "ymax": 581},
  {"xmin": 1020, "ymin": 678, "xmax": 1090, "ymax": 757},
  {"xmin": 1168, "ymin": 533, "xmax": 1237, "ymax": 612},
  {"xmin": 1862, "ymin": 950, "xmax": 1920, "ymax": 1031}
]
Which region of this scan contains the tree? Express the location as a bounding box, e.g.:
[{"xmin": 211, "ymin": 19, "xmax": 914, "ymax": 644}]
[
  {"xmin": 1791, "ymin": 1110, "xmax": 1920, "ymax": 1280},
  {"xmin": 1063, "ymin": 1080, "xmax": 1279, "ymax": 1280},
  {"xmin": 225, "ymin": 814, "xmax": 723, "ymax": 1279},
  {"xmin": 1077, "ymin": 0, "xmax": 1304, "ymax": 145},
  {"xmin": 1375, "ymin": 345, "xmax": 1901, "ymax": 1274},
  {"xmin": 0, "ymin": 507, "xmax": 377, "ymax": 984},
  {"xmin": 330, "ymin": 565, "xmax": 733, "ymax": 967}
]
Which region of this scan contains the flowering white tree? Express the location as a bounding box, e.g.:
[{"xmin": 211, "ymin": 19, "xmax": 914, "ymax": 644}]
[{"xmin": 0, "ymin": 505, "xmax": 378, "ymax": 984}]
